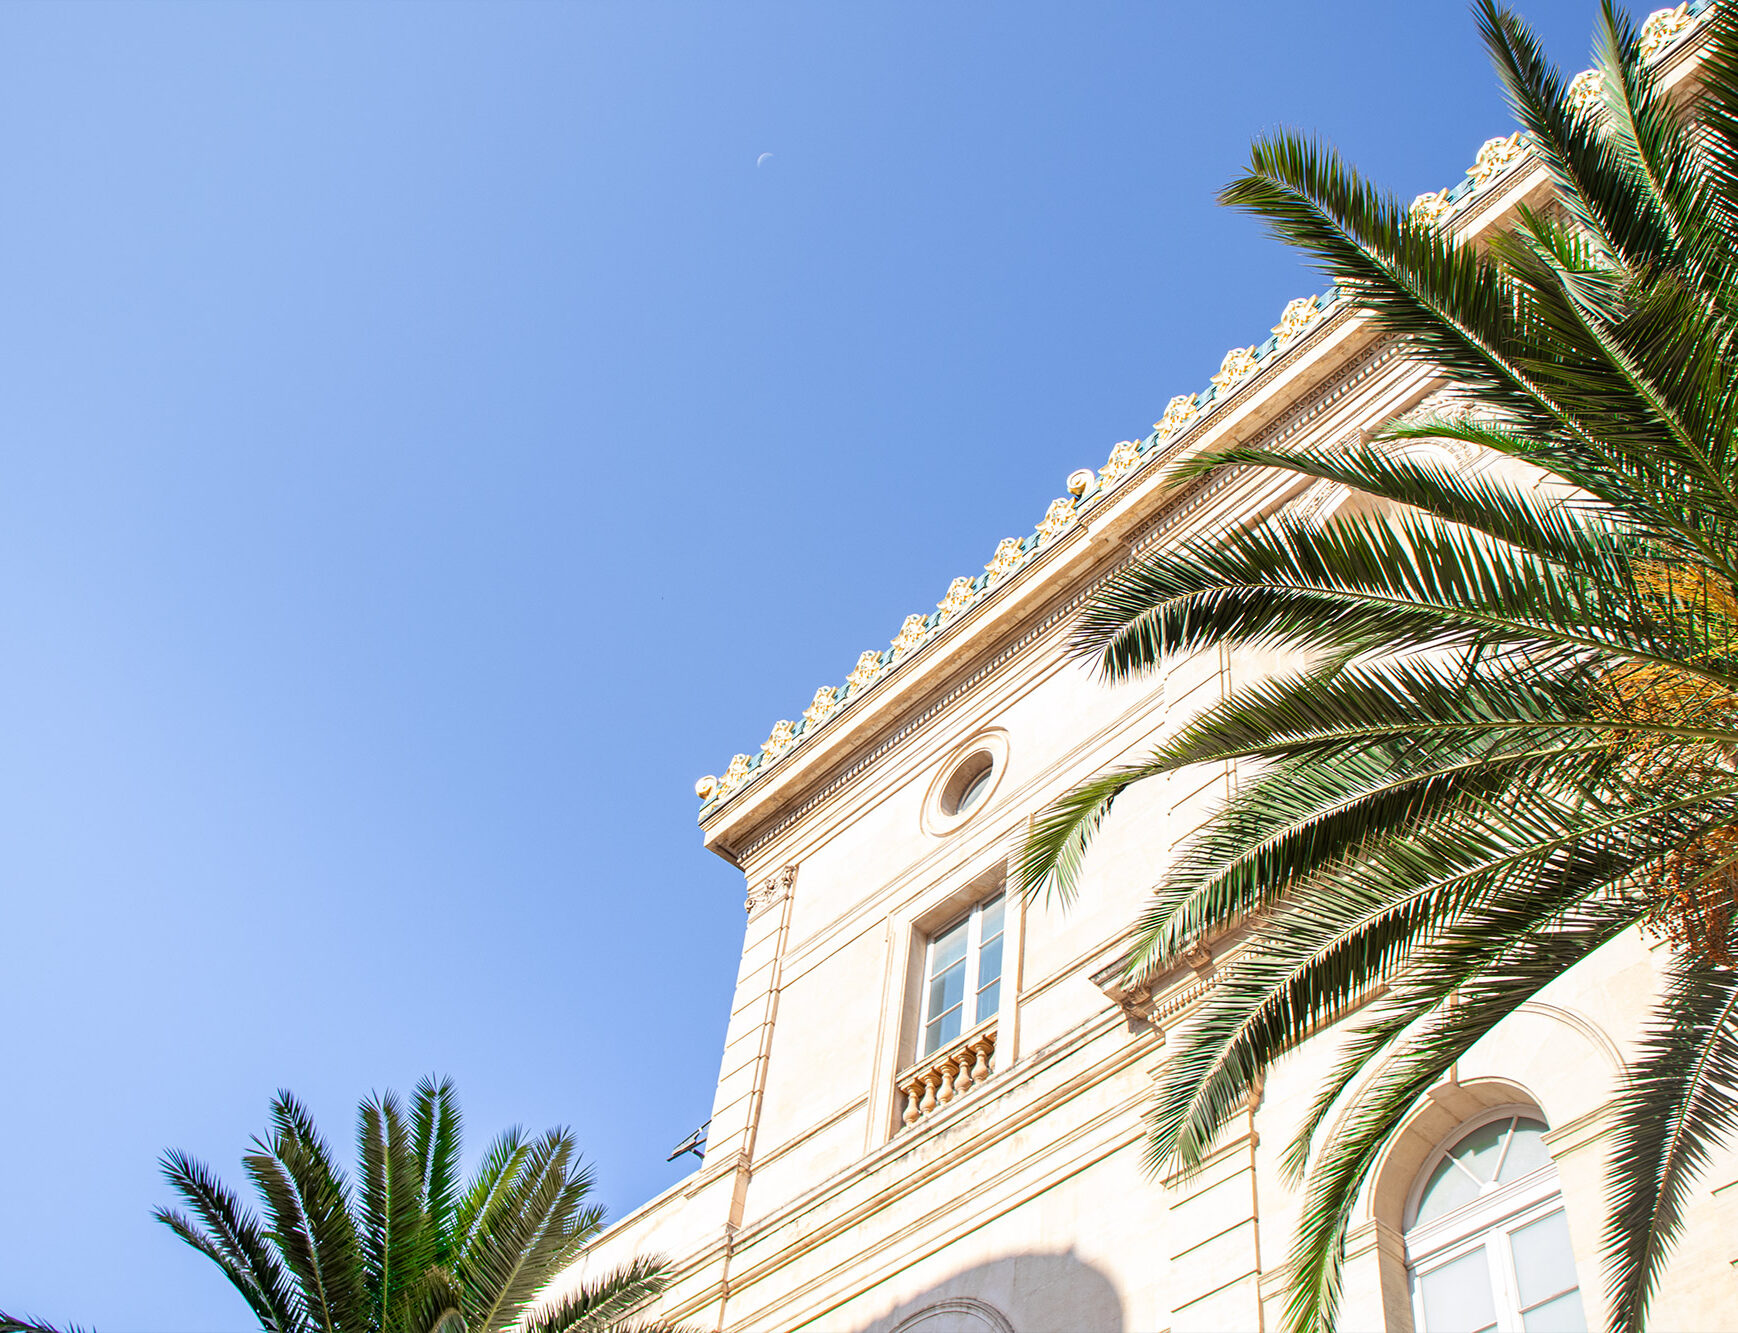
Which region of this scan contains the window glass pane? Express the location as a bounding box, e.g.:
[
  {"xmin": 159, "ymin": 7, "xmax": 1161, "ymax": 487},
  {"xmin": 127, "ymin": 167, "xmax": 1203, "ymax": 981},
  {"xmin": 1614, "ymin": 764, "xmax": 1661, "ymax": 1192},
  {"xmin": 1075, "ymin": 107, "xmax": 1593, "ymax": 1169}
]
[
  {"xmin": 1521, "ymin": 1290, "xmax": 1587, "ymax": 1333},
  {"xmin": 956, "ymin": 765, "xmax": 993, "ymax": 813},
  {"xmin": 924, "ymin": 996, "xmax": 963, "ymax": 1054},
  {"xmin": 1449, "ymin": 1118, "xmax": 1511, "ymax": 1184},
  {"xmin": 975, "ymin": 977, "xmax": 1000, "ymax": 1022},
  {"xmin": 1415, "ymin": 1151, "xmax": 1484, "ymax": 1226},
  {"xmin": 926, "ymin": 957, "xmax": 965, "ymax": 1028},
  {"xmin": 979, "ymin": 894, "xmax": 1005, "ymax": 942},
  {"xmin": 930, "ymin": 918, "xmax": 969, "ymax": 975},
  {"xmin": 976, "ymin": 934, "xmax": 1003, "ymax": 999},
  {"xmin": 1511, "ymin": 1210, "xmax": 1581, "ymax": 1311},
  {"xmin": 1498, "ymin": 1118, "xmax": 1553, "ymax": 1182},
  {"xmin": 1417, "ymin": 1247, "xmax": 1498, "ymax": 1333}
]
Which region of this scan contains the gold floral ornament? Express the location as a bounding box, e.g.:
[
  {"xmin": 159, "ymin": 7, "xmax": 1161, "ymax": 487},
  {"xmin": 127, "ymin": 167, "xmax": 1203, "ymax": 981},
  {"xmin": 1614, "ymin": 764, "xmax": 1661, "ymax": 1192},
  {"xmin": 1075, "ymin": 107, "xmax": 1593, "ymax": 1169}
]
[
  {"xmin": 1469, "ymin": 131, "xmax": 1525, "ymax": 186},
  {"xmin": 1272, "ymin": 297, "xmax": 1322, "ymax": 343},
  {"xmin": 760, "ymin": 719, "xmax": 797, "ymax": 763},
  {"xmin": 720, "ymin": 753, "xmax": 752, "ymax": 793},
  {"xmin": 1639, "ymin": 3, "xmax": 1692, "ymax": 59},
  {"xmin": 845, "ymin": 649, "xmax": 884, "ymax": 693},
  {"xmin": 1211, "ymin": 346, "xmax": 1259, "ymax": 396},
  {"xmin": 1098, "ymin": 440, "xmax": 1141, "ymax": 488},
  {"xmin": 1153, "ymin": 394, "xmax": 1199, "ymax": 439},
  {"xmin": 1566, "ymin": 68, "xmax": 1603, "ymax": 114},
  {"xmin": 1066, "ymin": 468, "xmax": 1096, "ymax": 498},
  {"xmin": 803, "ymin": 686, "xmax": 839, "ymax": 728},
  {"xmin": 695, "ymin": 774, "xmax": 718, "ymax": 801},
  {"xmin": 1035, "ymin": 497, "xmax": 1078, "ymax": 541},
  {"xmin": 984, "ymin": 536, "xmax": 1027, "ymax": 582},
  {"xmin": 937, "ymin": 576, "xmax": 977, "ymax": 620},
  {"xmin": 1410, "ymin": 189, "xmax": 1453, "ymax": 225},
  {"xmin": 890, "ymin": 613, "xmax": 930, "ymax": 657}
]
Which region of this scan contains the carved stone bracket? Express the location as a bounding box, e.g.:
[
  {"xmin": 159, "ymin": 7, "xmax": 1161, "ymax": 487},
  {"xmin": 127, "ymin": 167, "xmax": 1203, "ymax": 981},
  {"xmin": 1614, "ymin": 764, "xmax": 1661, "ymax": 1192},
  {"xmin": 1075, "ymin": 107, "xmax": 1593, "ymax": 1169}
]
[
  {"xmin": 745, "ymin": 863, "xmax": 798, "ymax": 918},
  {"xmin": 1090, "ymin": 957, "xmax": 1161, "ymax": 1030},
  {"xmin": 1181, "ymin": 938, "xmax": 1214, "ymax": 974}
]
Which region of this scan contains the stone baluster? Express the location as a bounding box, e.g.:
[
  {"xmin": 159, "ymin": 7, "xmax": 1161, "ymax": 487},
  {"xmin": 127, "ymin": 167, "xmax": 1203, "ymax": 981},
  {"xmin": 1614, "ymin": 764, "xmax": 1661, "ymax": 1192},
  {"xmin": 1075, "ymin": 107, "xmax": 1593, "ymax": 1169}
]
[
  {"xmin": 901, "ymin": 1076, "xmax": 925, "ymax": 1127},
  {"xmin": 897, "ymin": 1025, "xmax": 999, "ymax": 1130},
  {"xmin": 953, "ymin": 1053, "xmax": 974, "ymax": 1097},
  {"xmin": 968, "ymin": 1034, "xmax": 993, "ymax": 1085},
  {"xmin": 936, "ymin": 1057, "xmax": 958, "ymax": 1106}
]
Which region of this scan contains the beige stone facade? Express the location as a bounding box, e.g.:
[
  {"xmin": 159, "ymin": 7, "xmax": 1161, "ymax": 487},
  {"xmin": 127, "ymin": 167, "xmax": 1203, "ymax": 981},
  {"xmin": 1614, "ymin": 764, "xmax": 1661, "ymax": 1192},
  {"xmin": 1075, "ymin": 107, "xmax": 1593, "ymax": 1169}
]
[{"xmin": 553, "ymin": 13, "xmax": 1738, "ymax": 1331}]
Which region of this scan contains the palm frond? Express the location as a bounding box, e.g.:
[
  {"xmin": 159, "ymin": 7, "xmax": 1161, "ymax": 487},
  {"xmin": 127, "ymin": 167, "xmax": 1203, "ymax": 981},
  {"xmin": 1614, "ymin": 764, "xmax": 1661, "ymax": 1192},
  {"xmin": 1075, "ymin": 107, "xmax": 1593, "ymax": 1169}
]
[
  {"xmin": 523, "ymin": 1256, "xmax": 670, "ymax": 1333},
  {"xmin": 156, "ymin": 1148, "xmax": 304, "ymax": 1331},
  {"xmin": 1602, "ymin": 959, "xmax": 1738, "ymax": 1333}
]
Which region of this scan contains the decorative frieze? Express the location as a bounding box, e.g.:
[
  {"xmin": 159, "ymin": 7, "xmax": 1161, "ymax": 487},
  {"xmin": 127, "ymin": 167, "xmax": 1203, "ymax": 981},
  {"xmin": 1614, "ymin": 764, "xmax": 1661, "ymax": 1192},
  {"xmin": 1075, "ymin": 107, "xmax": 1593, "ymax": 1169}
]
[
  {"xmin": 937, "ymin": 576, "xmax": 977, "ymax": 620},
  {"xmin": 1212, "ymin": 346, "xmax": 1259, "ymax": 395},
  {"xmin": 1640, "ymin": 3, "xmax": 1692, "ymax": 58},
  {"xmin": 984, "ymin": 536, "xmax": 1028, "ymax": 583},
  {"xmin": 1469, "ymin": 131, "xmax": 1525, "ymax": 186},
  {"xmin": 1566, "ymin": 68, "xmax": 1603, "ymax": 114},
  {"xmin": 803, "ymin": 686, "xmax": 839, "ymax": 729},
  {"xmin": 898, "ymin": 1023, "xmax": 997, "ymax": 1128},
  {"xmin": 1098, "ymin": 439, "xmax": 1142, "ymax": 488},
  {"xmin": 1154, "ymin": 393, "xmax": 1200, "ymax": 438},
  {"xmin": 1272, "ymin": 296, "xmax": 1323, "ymax": 343},
  {"xmin": 1410, "ymin": 189, "xmax": 1453, "ymax": 225},
  {"xmin": 760, "ymin": 719, "xmax": 797, "ymax": 764},
  {"xmin": 890, "ymin": 613, "xmax": 930, "ymax": 658},
  {"xmin": 845, "ymin": 650, "xmax": 884, "ymax": 693}
]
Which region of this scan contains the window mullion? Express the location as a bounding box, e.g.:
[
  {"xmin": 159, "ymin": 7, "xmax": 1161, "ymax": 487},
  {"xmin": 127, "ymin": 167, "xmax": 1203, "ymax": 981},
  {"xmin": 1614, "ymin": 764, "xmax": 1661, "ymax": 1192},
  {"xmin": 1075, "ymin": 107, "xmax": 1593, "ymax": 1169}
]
[
  {"xmin": 919, "ymin": 933, "xmax": 938, "ymax": 1035},
  {"xmin": 1493, "ymin": 1230, "xmax": 1523, "ymax": 1333},
  {"xmin": 962, "ymin": 904, "xmax": 982, "ymax": 1029}
]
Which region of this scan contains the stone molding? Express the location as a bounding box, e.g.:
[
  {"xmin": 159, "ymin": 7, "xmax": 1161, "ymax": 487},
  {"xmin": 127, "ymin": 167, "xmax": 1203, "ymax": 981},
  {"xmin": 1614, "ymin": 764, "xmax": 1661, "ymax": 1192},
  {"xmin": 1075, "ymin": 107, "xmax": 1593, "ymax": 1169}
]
[
  {"xmin": 745, "ymin": 863, "xmax": 797, "ymax": 918},
  {"xmin": 888, "ymin": 1299, "xmax": 1015, "ymax": 1333}
]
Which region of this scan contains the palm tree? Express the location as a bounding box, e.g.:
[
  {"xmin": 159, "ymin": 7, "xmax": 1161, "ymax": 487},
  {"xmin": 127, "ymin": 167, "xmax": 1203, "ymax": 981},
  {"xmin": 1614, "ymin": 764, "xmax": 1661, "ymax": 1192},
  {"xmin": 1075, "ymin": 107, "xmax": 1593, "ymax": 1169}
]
[
  {"xmin": 1018, "ymin": 3, "xmax": 1738, "ymax": 1331},
  {"xmin": 0, "ymin": 1078, "xmax": 686, "ymax": 1333}
]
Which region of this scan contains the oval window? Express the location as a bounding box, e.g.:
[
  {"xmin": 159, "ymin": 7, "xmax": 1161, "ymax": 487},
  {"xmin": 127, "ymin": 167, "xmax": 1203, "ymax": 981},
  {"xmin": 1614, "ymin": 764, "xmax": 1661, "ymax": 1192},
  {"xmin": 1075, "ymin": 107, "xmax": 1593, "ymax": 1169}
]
[{"xmin": 941, "ymin": 752, "xmax": 995, "ymax": 816}]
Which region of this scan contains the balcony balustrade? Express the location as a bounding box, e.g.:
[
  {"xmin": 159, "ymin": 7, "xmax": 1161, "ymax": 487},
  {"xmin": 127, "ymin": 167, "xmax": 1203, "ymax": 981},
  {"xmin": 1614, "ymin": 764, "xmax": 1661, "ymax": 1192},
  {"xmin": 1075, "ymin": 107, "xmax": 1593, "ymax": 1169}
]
[{"xmin": 898, "ymin": 1021, "xmax": 996, "ymax": 1129}]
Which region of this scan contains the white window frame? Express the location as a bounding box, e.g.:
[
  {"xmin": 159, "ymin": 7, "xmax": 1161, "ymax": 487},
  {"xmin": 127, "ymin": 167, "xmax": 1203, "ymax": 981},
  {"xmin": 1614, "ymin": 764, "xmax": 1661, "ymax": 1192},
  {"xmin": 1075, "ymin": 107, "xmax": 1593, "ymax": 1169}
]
[
  {"xmin": 917, "ymin": 893, "xmax": 1004, "ymax": 1057},
  {"xmin": 1405, "ymin": 1109, "xmax": 1585, "ymax": 1333}
]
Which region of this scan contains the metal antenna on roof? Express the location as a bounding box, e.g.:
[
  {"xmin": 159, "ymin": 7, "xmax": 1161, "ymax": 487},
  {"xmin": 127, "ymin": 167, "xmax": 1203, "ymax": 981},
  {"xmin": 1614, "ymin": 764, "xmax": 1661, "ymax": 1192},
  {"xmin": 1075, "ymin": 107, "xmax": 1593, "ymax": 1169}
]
[{"xmin": 666, "ymin": 1120, "xmax": 709, "ymax": 1163}]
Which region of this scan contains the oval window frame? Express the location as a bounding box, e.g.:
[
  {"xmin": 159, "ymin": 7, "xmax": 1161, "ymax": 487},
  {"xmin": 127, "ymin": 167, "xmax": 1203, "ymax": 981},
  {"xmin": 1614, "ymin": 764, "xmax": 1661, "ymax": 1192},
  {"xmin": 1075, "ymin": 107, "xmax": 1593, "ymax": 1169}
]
[{"xmin": 922, "ymin": 731, "xmax": 1010, "ymax": 837}]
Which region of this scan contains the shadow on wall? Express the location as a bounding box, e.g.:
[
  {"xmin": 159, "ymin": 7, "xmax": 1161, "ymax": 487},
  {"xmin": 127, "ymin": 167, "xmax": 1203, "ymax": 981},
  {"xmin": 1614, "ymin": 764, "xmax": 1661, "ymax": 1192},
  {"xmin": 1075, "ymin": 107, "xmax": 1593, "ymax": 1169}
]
[{"xmin": 838, "ymin": 1249, "xmax": 1124, "ymax": 1333}]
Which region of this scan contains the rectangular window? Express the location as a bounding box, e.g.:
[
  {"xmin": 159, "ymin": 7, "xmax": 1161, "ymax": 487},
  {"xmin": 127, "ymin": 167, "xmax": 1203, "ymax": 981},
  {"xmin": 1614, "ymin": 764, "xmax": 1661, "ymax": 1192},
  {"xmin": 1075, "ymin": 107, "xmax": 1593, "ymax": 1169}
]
[{"xmin": 920, "ymin": 893, "xmax": 1004, "ymax": 1056}]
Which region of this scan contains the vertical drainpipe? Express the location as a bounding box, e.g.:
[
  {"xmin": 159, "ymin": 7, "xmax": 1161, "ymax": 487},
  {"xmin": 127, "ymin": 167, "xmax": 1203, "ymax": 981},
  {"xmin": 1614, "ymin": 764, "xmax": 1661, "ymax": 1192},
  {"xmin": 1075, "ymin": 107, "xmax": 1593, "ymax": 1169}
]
[{"xmin": 713, "ymin": 863, "xmax": 798, "ymax": 1332}]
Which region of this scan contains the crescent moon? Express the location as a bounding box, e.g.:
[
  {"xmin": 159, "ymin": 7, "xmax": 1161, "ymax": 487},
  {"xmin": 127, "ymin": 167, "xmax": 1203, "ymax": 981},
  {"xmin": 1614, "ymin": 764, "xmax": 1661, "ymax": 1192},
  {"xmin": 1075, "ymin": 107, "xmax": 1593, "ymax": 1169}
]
[{"xmin": 756, "ymin": 152, "xmax": 773, "ymax": 167}]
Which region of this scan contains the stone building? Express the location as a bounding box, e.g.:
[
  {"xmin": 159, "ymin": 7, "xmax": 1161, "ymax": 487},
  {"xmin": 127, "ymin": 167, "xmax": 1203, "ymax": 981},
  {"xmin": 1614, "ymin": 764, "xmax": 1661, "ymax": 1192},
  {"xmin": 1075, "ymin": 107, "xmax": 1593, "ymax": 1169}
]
[{"xmin": 555, "ymin": 6, "xmax": 1738, "ymax": 1329}]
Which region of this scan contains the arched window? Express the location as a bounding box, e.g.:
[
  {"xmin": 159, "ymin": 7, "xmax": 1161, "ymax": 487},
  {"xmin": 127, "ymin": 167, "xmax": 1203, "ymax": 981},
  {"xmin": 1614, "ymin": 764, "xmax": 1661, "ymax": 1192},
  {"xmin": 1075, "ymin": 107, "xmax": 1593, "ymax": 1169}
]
[{"xmin": 1404, "ymin": 1111, "xmax": 1587, "ymax": 1332}]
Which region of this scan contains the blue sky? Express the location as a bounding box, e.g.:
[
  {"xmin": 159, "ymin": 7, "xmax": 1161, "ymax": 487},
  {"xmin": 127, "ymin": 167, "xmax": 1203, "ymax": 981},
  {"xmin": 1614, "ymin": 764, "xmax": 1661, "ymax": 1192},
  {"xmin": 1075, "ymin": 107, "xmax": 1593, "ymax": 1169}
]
[{"xmin": 0, "ymin": 1, "xmax": 1637, "ymax": 1326}]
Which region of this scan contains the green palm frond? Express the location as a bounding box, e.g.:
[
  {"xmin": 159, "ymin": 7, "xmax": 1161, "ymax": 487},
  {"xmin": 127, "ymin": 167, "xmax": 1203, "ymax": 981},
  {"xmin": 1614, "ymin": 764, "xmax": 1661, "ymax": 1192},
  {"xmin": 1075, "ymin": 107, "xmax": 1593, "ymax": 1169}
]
[
  {"xmin": 523, "ymin": 1256, "xmax": 670, "ymax": 1333},
  {"xmin": 1145, "ymin": 770, "xmax": 1719, "ymax": 1174},
  {"xmin": 156, "ymin": 1146, "xmax": 305, "ymax": 1331},
  {"xmin": 1074, "ymin": 509, "xmax": 1733, "ymax": 689},
  {"xmin": 245, "ymin": 1092, "xmax": 368, "ymax": 1332},
  {"xmin": 160, "ymin": 1082, "xmax": 668, "ymax": 1333},
  {"xmin": 358, "ymin": 1090, "xmax": 433, "ymax": 1333},
  {"xmin": 1603, "ymin": 960, "xmax": 1738, "ymax": 1333},
  {"xmin": 460, "ymin": 1132, "xmax": 603, "ymax": 1331},
  {"xmin": 1021, "ymin": 4, "xmax": 1738, "ymax": 1327},
  {"xmin": 0, "ymin": 1313, "xmax": 94, "ymax": 1333},
  {"xmin": 412, "ymin": 1076, "xmax": 463, "ymax": 1259},
  {"xmin": 1282, "ymin": 898, "xmax": 1640, "ymax": 1333}
]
